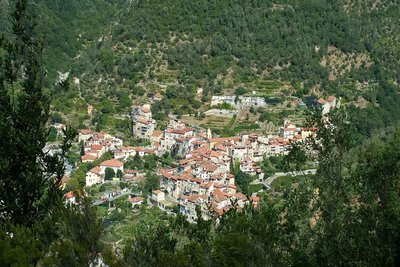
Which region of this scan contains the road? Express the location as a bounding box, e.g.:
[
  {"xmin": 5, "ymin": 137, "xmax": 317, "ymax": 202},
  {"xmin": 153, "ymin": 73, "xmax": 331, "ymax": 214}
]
[
  {"xmin": 251, "ymin": 169, "xmax": 317, "ymax": 188},
  {"xmin": 92, "ymin": 190, "xmax": 133, "ymax": 206}
]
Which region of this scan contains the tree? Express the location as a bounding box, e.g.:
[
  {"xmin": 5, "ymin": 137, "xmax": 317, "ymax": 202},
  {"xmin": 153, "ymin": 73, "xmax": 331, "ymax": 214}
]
[
  {"xmin": 235, "ymin": 170, "xmax": 251, "ymax": 195},
  {"xmin": 117, "ymin": 169, "xmax": 123, "ymax": 178},
  {"xmin": 0, "ymin": 0, "xmax": 76, "ymax": 229},
  {"xmin": 42, "ymin": 198, "xmax": 103, "ymax": 266},
  {"xmin": 51, "ymin": 112, "xmax": 63, "ymax": 123},
  {"xmin": 143, "ymin": 172, "xmax": 160, "ymax": 193},
  {"xmin": 0, "ymin": 2, "xmax": 109, "ymax": 266},
  {"xmin": 105, "ymin": 167, "xmax": 115, "ymax": 180},
  {"xmin": 79, "ymin": 141, "xmax": 85, "ymax": 156},
  {"xmin": 47, "ymin": 126, "xmax": 58, "ymax": 142},
  {"xmin": 235, "ymin": 87, "xmax": 248, "ymax": 96}
]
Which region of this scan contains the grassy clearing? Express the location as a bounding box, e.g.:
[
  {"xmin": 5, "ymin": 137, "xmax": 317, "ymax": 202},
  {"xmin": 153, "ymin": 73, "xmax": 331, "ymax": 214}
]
[
  {"xmin": 270, "ymin": 175, "xmax": 302, "ymax": 191},
  {"xmin": 248, "ymin": 184, "xmax": 263, "ymax": 194}
]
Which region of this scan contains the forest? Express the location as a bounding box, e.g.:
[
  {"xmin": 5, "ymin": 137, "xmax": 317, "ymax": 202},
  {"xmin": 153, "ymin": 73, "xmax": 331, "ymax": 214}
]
[
  {"xmin": 1, "ymin": 0, "xmax": 398, "ymax": 135},
  {"xmin": 1, "ymin": 0, "xmax": 400, "ymax": 266}
]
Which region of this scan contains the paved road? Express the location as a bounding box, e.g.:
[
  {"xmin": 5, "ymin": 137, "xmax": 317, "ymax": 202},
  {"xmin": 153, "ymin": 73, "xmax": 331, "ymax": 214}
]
[
  {"xmin": 251, "ymin": 169, "xmax": 317, "ymax": 188},
  {"xmin": 92, "ymin": 190, "xmax": 133, "ymax": 206}
]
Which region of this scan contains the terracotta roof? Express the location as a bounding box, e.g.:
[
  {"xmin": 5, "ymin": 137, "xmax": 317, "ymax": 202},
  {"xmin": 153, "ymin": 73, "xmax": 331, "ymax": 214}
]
[
  {"xmin": 128, "ymin": 197, "xmax": 144, "ymax": 203},
  {"xmin": 61, "ymin": 175, "xmax": 70, "ymax": 185},
  {"xmin": 153, "ymin": 190, "xmax": 163, "ymax": 195},
  {"xmin": 121, "ymin": 146, "xmax": 135, "ymax": 151},
  {"xmin": 89, "ymin": 166, "xmax": 102, "ymax": 174},
  {"xmin": 81, "ymin": 154, "xmax": 97, "ymax": 161},
  {"xmin": 190, "ymin": 177, "xmax": 203, "ymax": 183},
  {"xmin": 100, "ymin": 159, "xmax": 123, "ymax": 168},
  {"xmin": 327, "ymin": 95, "xmax": 336, "ymax": 102},
  {"xmin": 141, "ymin": 106, "xmax": 151, "ymax": 113},
  {"xmin": 234, "ymin": 192, "xmax": 247, "ymax": 201},
  {"xmin": 200, "ymin": 182, "xmax": 213, "ymax": 189},
  {"xmin": 229, "ymin": 184, "xmax": 237, "ymax": 189},
  {"xmin": 91, "ymin": 144, "xmax": 103, "ymax": 150},
  {"xmin": 212, "ymin": 189, "xmax": 228, "ymax": 202},
  {"xmin": 64, "ymin": 191, "xmax": 74, "ymax": 199},
  {"xmin": 79, "ymin": 129, "xmax": 93, "ymax": 135},
  {"xmin": 136, "ymin": 117, "xmax": 152, "ymax": 125},
  {"xmin": 152, "ymin": 130, "xmax": 163, "ymax": 137}
]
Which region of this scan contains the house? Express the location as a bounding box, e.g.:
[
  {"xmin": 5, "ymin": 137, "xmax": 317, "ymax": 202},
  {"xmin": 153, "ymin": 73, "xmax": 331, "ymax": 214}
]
[
  {"xmin": 131, "ymin": 104, "xmax": 156, "ymax": 139},
  {"xmin": 78, "ymin": 129, "xmax": 94, "ymax": 142},
  {"xmin": 211, "ymin": 96, "xmax": 236, "ymax": 107},
  {"xmin": 128, "ymin": 196, "xmax": 145, "ymax": 207},
  {"xmin": 317, "ymin": 95, "xmax": 337, "ymax": 115},
  {"xmin": 81, "ymin": 154, "xmax": 97, "ymax": 163},
  {"xmin": 86, "ymin": 166, "xmax": 104, "ymax": 187},
  {"xmin": 132, "ymin": 117, "xmax": 156, "ymax": 139},
  {"xmin": 99, "ymin": 159, "xmax": 124, "ymax": 174},
  {"xmin": 238, "ymin": 96, "xmax": 267, "ymax": 108},
  {"xmin": 151, "ymin": 131, "xmax": 163, "ymax": 143},
  {"xmin": 153, "ymin": 92, "xmax": 163, "ymax": 101},
  {"xmin": 64, "ymin": 191, "xmax": 76, "ymax": 205},
  {"xmin": 152, "ymin": 190, "xmax": 165, "ymax": 202},
  {"xmin": 250, "ymin": 196, "xmax": 260, "ymax": 207},
  {"xmin": 151, "ymin": 190, "xmax": 174, "ymax": 209}
]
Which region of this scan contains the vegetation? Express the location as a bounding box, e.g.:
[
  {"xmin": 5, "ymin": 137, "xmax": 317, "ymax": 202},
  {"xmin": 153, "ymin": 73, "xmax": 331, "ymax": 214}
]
[
  {"xmin": 2, "ymin": 1, "xmax": 400, "ymax": 266},
  {"xmin": 0, "ymin": 0, "xmax": 397, "ymax": 133}
]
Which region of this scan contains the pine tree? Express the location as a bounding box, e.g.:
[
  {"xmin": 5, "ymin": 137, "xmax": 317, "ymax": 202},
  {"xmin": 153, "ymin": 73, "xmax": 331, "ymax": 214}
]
[{"xmin": 0, "ymin": 0, "xmax": 75, "ymax": 229}]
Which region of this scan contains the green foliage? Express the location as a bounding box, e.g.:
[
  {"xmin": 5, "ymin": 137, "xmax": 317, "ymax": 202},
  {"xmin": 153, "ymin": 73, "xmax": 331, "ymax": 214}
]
[
  {"xmin": 43, "ymin": 198, "xmax": 103, "ymax": 266},
  {"xmin": 47, "ymin": 126, "xmax": 58, "ymax": 142},
  {"xmin": 211, "ymin": 102, "xmax": 235, "ymax": 110},
  {"xmin": 234, "ymin": 87, "xmax": 248, "ymax": 96},
  {"xmin": 142, "ymin": 172, "xmax": 160, "ymax": 194},
  {"xmin": 0, "ymin": 3, "xmax": 105, "ymax": 266},
  {"xmin": 0, "ymin": 225, "xmax": 42, "ymax": 266},
  {"xmin": 51, "ymin": 112, "xmax": 63, "ymax": 123},
  {"xmin": 105, "ymin": 167, "xmax": 115, "ymax": 180},
  {"xmin": 235, "ymin": 170, "xmax": 251, "ymax": 195},
  {"xmin": 0, "ymin": 0, "xmax": 77, "ymax": 228}
]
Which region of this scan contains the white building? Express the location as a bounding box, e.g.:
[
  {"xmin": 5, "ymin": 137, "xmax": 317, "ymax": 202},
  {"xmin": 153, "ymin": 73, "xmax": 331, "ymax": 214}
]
[
  {"xmin": 99, "ymin": 159, "xmax": 124, "ymax": 174},
  {"xmin": 211, "ymin": 96, "xmax": 236, "ymax": 107},
  {"xmin": 85, "ymin": 167, "xmax": 104, "ymax": 187}
]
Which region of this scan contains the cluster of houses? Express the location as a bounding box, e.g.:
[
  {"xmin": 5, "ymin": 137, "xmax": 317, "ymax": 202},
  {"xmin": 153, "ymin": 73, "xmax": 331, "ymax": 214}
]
[
  {"xmin": 66, "ymin": 93, "xmax": 338, "ymax": 219},
  {"xmin": 79, "ymin": 113, "xmax": 317, "ymax": 220}
]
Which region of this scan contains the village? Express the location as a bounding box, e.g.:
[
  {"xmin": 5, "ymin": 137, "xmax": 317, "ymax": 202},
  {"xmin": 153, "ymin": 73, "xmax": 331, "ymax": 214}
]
[{"xmin": 61, "ymin": 94, "xmax": 338, "ymax": 222}]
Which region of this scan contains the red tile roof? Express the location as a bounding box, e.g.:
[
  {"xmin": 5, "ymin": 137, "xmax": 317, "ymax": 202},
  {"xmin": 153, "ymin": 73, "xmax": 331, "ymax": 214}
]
[
  {"xmin": 128, "ymin": 197, "xmax": 144, "ymax": 203},
  {"xmin": 79, "ymin": 129, "xmax": 93, "ymax": 135},
  {"xmin": 100, "ymin": 159, "xmax": 123, "ymax": 168},
  {"xmin": 64, "ymin": 191, "xmax": 74, "ymax": 199},
  {"xmin": 153, "ymin": 190, "xmax": 163, "ymax": 195},
  {"xmin": 81, "ymin": 154, "xmax": 97, "ymax": 161},
  {"xmin": 89, "ymin": 166, "xmax": 102, "ymax": 174}
]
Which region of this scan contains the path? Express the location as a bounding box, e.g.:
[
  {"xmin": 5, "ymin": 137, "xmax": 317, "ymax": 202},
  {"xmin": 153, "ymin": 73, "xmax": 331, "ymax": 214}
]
[
  {"xmin": 92, "ymin": 190, "xmax": 133, "ymax": 206},
  {"xmin": 251, "ymin": 169, "xmax": 317, "ymax": 188}
]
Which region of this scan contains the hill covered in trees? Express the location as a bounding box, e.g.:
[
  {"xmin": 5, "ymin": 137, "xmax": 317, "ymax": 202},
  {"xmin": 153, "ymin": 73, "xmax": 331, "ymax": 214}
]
[{"xmin": 1, "ymin": 0, "xmax": 398, "ymax": 135}]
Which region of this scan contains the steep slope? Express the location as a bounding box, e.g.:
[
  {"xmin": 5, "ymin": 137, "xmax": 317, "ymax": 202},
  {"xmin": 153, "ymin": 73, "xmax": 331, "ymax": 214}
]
[{"xmin": 2, "ymin": 0, "xmax": 399, "ymax": 135}]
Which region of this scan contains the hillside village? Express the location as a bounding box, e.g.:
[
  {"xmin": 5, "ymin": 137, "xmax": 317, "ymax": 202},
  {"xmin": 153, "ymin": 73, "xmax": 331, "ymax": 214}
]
[{"xmin": 62, "ymin": 95, "xmax": 337, "ymax": 221}]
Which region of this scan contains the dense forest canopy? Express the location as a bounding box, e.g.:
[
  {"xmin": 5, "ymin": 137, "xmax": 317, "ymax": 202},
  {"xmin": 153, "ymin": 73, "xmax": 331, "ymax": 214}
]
[{"xmin": 1, "ymin": 0, "xmax": 398, "ymax": 135}]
